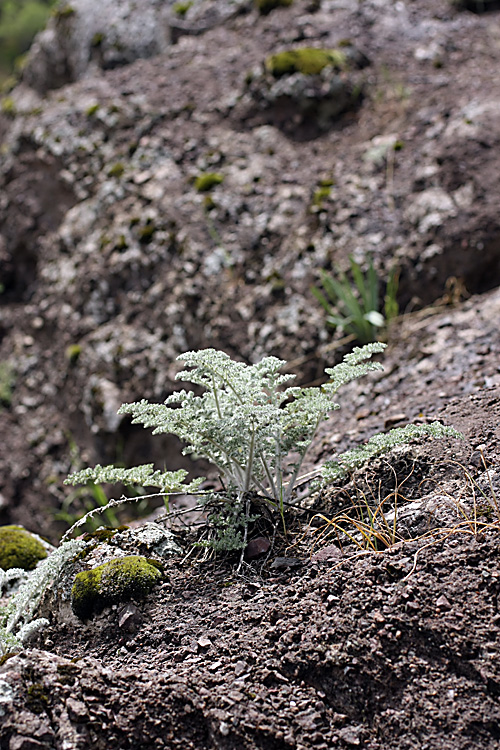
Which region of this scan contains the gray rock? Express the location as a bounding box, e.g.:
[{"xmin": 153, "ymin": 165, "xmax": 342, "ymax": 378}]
[{"xmin": 23, "ymin": 0, "xmax": 171, "ymax": 93}]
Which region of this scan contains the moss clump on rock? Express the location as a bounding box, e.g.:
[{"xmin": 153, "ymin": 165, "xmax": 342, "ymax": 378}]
[
  {"xmin": 194, "ymin": 172, "xmax": 224, "ymax": 192},
  {"xmin": 0, "ymin": 525, "xmax": 48, "ymax": 571},
  {"xmin": 265, "ymin": 47, "xmax": 347, "ymax": 77},
  {"xmin": 173, "ymin": 1, "xmax": 194, "ymax": 15},
  {"xmin": 256, "ymin": 0, "xmax": 293, "ymax": 14},
  {"xmin": 107, "ymin": 162, "xmax": 125, "ymax": 178},
  {"xmin": 0, "ymin": 96, "xmax": 16, "ymax": 117},
  {"xmin": 71, "ymin": 555, "xmax": 162, "ymax": 620}
]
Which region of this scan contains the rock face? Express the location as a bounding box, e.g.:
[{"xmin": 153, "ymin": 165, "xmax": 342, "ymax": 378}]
[
  {"xmin": 22, "ymin": 0, "xmax": 172, "ymax": 93},
  {"xmin": 1, "ymin": 0, "xmax": 500, "ymax": 544}
]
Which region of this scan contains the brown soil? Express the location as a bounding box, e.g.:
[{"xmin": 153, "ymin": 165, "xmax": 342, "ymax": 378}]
[{"xmin": 1, "ymin": 314, "xmax": 500, "ymax": 749}]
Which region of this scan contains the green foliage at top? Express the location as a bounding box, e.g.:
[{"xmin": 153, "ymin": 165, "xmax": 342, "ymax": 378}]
[
  {"xmin": 0, "ymin": 525, "xmax": 47, "ymax": 571},
  {"xmin": 256, "ymin": 0, "xmax": 293, "ymax": 15},
  {"xmin": 0, "ymin": 0, "xmax": 55, "ymax": 82},
  {"xmin": 71, "ymin": 555, "xmax": 162, "ymax": 620},
  {"xmin": 312, "ymin": 256, "xmax": 399, "ymax": 344},
  {"xmin": 265, "ymin": 47, "xmax": 347, "ymax": 77}
]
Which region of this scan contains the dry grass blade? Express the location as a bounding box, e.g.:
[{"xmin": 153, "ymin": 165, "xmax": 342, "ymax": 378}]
[{"xmin": 302, "ymin": 454, "xmax": 500, "ymax": 574}]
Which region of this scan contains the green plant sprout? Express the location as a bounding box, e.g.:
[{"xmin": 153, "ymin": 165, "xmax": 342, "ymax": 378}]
[
  {"xmin": 65, "ymin": 345, "xmax": 460, "ymax": 550},
  {"xmin": 312, "ymin": 256, "xmax": 399, "ymax": 344}
]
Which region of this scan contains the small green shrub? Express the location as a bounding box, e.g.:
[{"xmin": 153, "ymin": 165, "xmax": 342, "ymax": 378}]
[
  {"xmin": 312, "ymin": 186, "xmax": 331, "ymax": 208},
  {"xmin": 312, "ymin": 256, "xmax": 399, "ymax": 344},
  {"xmin": 138, "ymin": 220, "xmax": 156, "ymax": 244},
  {"xmin": 265, "ymin": 47, "xmax": 347, "ymax": 77}
]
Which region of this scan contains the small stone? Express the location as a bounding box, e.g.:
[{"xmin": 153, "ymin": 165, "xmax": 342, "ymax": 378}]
[
  {"xmin": 9, "ymin": 737, "xmax": 46, "ymax": 750},
  {"xmin": 312, "ymin": 545, "xmax": 343, "ymax": 562},
  {"xmin": 269, "ymin": 557, "xmax": 303, "ymax": 570},
  {"xmin": 384, "ymin": 413, "xmax": 407, "ymax": 428},
  {"xmin": 118, "ymin": 603, "xmax": 142, "ymax": 632},
  {"xmin": 435, "ymin": 595, "xmax": 451, "ymax": 610},
  {"xmin": 245, "ymin": 537, "xmax": 271, "ymax": 559},
  {"xmin": 66, "ymin": 697, "xmax": 88, "ymax": 722},
  {"xmin": 234, "ymin": 660, "xmax": 247, "ymax": 676},
  {"xmin": 197, "ymin": 636, "xmax": 212, "ymax": 649},
  {"xmin": 338, "ymin": 726, "xmax": 361, "ymax": 746}
]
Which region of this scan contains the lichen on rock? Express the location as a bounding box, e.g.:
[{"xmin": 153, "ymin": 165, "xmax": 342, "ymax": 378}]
[
  {"xmin": 0, "ymin": 526, "xmax": 48, "ymax": 571},
  {"xmin": 71, "ymin": 555, "xmax": 163, "ymax": 619}
]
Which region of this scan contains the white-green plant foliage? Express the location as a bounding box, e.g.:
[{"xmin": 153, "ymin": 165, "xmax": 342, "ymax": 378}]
[
  {"xmin": 65, "ymin": 464, "xmax": 203, "ymax": 494},
  {"xmin": 65, "ymin": 343, "xmax": 461, "ymax": 545},
  {"xmin": 109, "ymin": 344, "xmax": 388, "ymax": 510},
  {"xmin": 0, "ymin": 539, "xmax": 86, "ymax": 656},
  {"xmin": 320, "ymin": 422, "xmax": 463, "ymax": 483}
]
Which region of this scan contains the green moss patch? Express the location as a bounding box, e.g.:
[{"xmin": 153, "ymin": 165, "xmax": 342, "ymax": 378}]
[
  {"xmin": 194, "ymin": 172, "xmax": 224, "ymax": 192},
  {"xmin": 71, "ymin": 555, "xmax": 162, "ymax": 619},
  {"xmin": 0, "ymin": 525, "xmax": 48, "ymax": 571},
  {"xmin": 107, "ymin": 162, "xmax": 125, "ymax": 178},
  {"xmin": 173, "ymin": 1, "xmax": 193, "ymax": 16},
  {"xmin": 265, "ymin": 47, "xmax": 347, "ymax": 77}
]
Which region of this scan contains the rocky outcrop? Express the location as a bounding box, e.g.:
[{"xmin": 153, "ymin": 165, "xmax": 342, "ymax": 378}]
[
  {"xmin": 22, "ymin": 0, "xmax": 172, "ymax": 93},
  {"xmin": 22, "ymin": 0, "xmax": 252, "ymax": 93}
]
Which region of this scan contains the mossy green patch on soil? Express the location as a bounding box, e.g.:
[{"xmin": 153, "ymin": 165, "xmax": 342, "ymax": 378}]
[
  {"xmin": 71, "ymin": 555, "xmax": 162, "ymax": 619},
  {"xmin": 0, "ymin": 525, "xmax": 48, "ymax": 571},
  {"xmin": 265, "ymin": 47, "xmax": 347, "ymax": 77},
  {"xmin": 194, "ymin": 172, "xmax": 224, "ymax": 192}
]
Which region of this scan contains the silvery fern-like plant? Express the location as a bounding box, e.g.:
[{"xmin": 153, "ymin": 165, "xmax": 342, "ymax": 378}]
[
  {"xmin": 65, "ymin": 465, "xmax": 203, "ymax": 494},
  {"xmin": 65, "ymin": 344, "xmax": 461, "ymax": 545},
  {"xmin": 0, "ymin": 539, "xmax": 86, "ymax": 656},
  {"xmin": 321, "ymin": 422, "xmax": 463, "ymax": 483}
]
